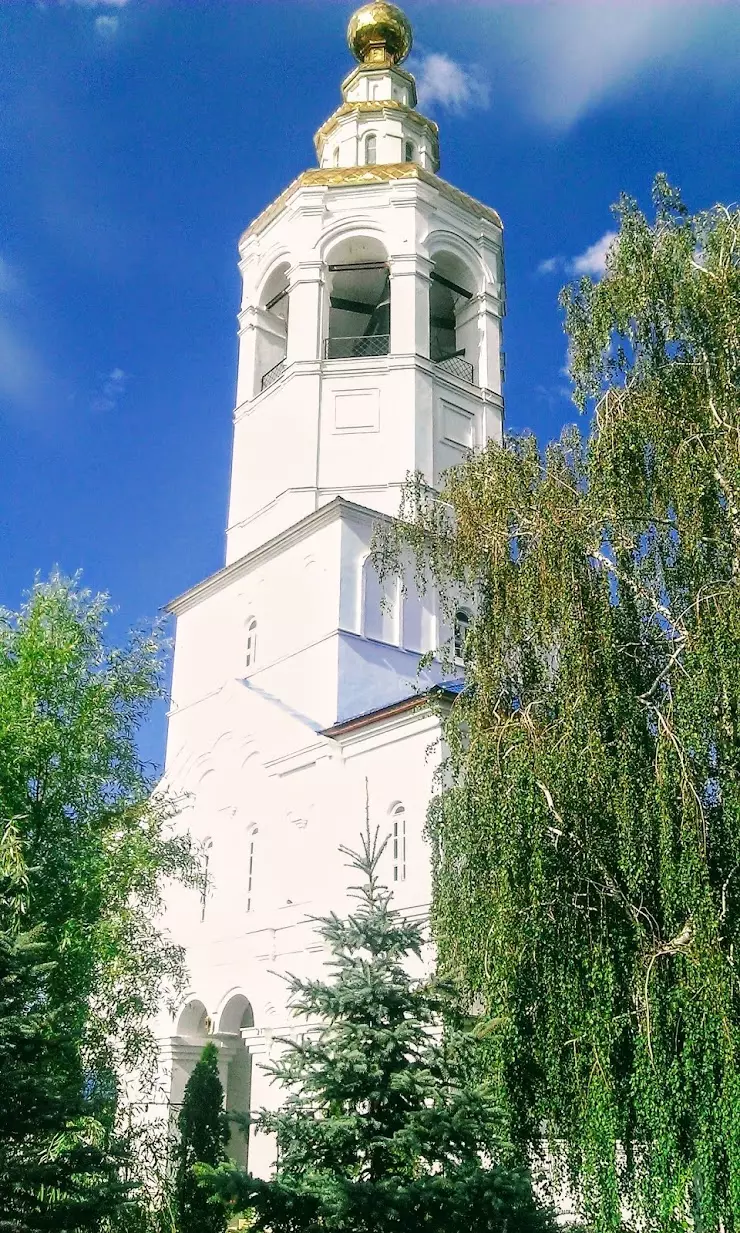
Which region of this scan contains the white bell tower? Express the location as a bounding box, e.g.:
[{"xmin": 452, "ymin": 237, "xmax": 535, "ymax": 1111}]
[
  {"xmin": 228, "ymin": 2, "xmax": 504, "ymax": 561},
  {"xmin": 156, "ymin": 2, "xmax": 505, "ymax": 1177}
]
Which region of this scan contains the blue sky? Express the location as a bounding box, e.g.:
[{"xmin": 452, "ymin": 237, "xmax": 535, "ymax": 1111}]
[{"xmin": 1, "ymin": 0, "xmax": 739, "ymax": 765}]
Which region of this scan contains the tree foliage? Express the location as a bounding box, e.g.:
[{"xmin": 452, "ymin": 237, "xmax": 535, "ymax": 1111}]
[
  {"xmin": 173, "ymin": 1044, "xmax": 229, "ymax": 1233},
  {"xmin": 0, "ymin": 575, "xmax": 195, "ymax": 1077},
  {"xmin": 202, "ymin": 823, "xmax": 554, "ymax": 1233},
  {"xmin": 373, "ymin": 178, "xmax": 740, "ymax": 1230},
  {"xmin": 0, "ymin": 822, "xmax": 131, "ymax": 1231},
  {"xmin": 0, "ymin": 576, "xmax": 197, "ymax": 1225}
]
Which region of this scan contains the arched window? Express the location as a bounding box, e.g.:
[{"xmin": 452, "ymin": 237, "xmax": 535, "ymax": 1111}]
[
  {"xmin": 216, "ymin": 995, "xmax": 254, "ymax": 1167},
  {"xmin": 333, "ymin": 146, "xmax": 340, "ymax": 166},
  {"xmin": 200, "ymin": 837, "xmax": 213, "ymax": 923},
  {"xmin": 325, "ymin": 235, "xmax": 390, "ymax": 360},
  {"xmin": 246, "ymin": 828, "xmax": 258, "ymax": 913},
  {"xmin": 405, "ymin": 140, "xmax": 414, "ymax": 163},
  {"xmin": 454, "ymin": 609, "xmax": 471, "ymax": 661},
  {"xmin": 429, "ymin": 253, "xmax": 476, "ymax": 383},
  {"xmin": 391, "ymin": 805, "xmax": 406, "ymax": 883},
  {"xmin": 256, "ymin": 264, "xmax": 290, "ymax": 392},
  {"xmin": 176, "ymin": 999, "xmax": 210, "ymax": 1037},
  {"xmin": 245, "ymin": 618, "xmax": 257, "ymax": 669},
  {"xmin": 364, "ymin": 133, "xmax": 377, "ymax": 165}
]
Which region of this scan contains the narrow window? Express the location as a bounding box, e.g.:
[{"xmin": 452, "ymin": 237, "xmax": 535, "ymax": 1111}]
[
  {"xmin": 246, "ymin": 829, "xmax": 257, "ymax": 913},
  {"xmin": 392, "ymin": 805, "xmax": 406, "ymax": 883},
  {"xmin": 365, "ymin": 134, "xmax": 377, "ymax": 165},
  {"xmin": 454, "ymin": 609, "xmax": 470, "ymax": 661},
  {"xmin": 245, "ymin": 618, "xmax": 257, "ymax": 669},
  {"xmin": 333, "ymin": 146, "xmax": 340, "ymax": 166},
  {"xmin": 405, "ymin": 140, "xmax": 414, "ymax": 163},
  {"xmin": 200, "ymin": 838, "xmax": 212, "ymax": 923}
]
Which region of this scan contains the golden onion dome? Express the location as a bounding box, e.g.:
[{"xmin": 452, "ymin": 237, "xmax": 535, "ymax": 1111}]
[{"xmin": 347, "ymin": 3, "xmax": 413, "ymax": 67}]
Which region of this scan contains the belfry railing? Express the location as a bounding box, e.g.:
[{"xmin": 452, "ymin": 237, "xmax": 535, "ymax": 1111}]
[
  {"xmin": 261, "ymin": 357, "xmax": 287, "ymax": 391},
  {"xmin": 434, "ymin": 353, "xmax": 475, "ymax": 384},
  {"xmin": 324, "ymin": 335, "xmax": 390, "ymax": 360}
]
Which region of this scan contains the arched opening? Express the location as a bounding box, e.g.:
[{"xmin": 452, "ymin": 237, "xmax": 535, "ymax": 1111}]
[
  {"xmin": 391, "ymin": 803, "xmax": 406, "ymax": 883},
  {"xmin": 246, "ymin": 826, "xmax": 258, "ymax": 914},
  {"xmin": 256, "ymin": 263, "xmax": 290, "ymax": 392},
  {"xmin": 325, "ymin": 235, "xmax": 390, "ymax": 360},
  {"xmin": 217, "ymin": 993, "xmax": 254, "ymax": 1035},
  {"xmin": 362, "ymin": 555, "xmax": 398, "ymax": 645},
  {"xmin": 405, "ymin": 140, "xmax": 415, "ymax": 164},
  {"xmin": 245, "ymin": 617, "xmax": 257, "ymax": 670},
  {"xmin": 364, "ymin": 133, "xmax": 377, "ymax": 165},
  {"xmin": 169, "ymin": 999, "xmax": 211, "ymax": 1118},
  {"xmin": 454, "ymin": 608, "xmax": 472, "ymax": 661},
  {"xmin": 177, "ymin": 999, "xmax": 210, "ymax": 1038},
  {"xmin": 429, "ymin": 252, "xmax": 478, "ymax": 384},
  {"xmin": 216, "ymin": 995, "xmax": 255, "ymax": 1168}
]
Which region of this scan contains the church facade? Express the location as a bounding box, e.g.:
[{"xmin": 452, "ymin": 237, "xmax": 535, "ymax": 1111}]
[{"xmin": 155, "ymin": 1, "xmax": 505, "ymax": 1177}]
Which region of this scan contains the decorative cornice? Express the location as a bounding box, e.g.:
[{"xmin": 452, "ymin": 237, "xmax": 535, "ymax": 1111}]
[
  {"xmin": 240, "ymin": 164, "xmax": 503, "ymax": 245},
  {"xmin": 321, "ymin": 681, "xmax": 458, "ymax": 742},
  {"xmin": 314, "ymin": 98, "xmax": 438, "ymax": 155},
  {"xmin": 340, "ymin": 62, "xmax": 418, "ymax": 106},
  {"xmin": 165, "ymin": 496, "xmax": 389, "ymax": 618}
]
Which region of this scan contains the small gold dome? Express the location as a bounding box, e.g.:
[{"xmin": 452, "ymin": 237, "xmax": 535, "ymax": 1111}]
[{"xmin": 347, "ymin": 3, "xmax": 413, "ymax": 67}]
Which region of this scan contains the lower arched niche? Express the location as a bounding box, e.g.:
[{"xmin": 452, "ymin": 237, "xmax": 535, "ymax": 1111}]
[
  {"xmin": 215, "ymin": 994, "xmax": 255, "ymax": 1168},
  {"xmin": 176, "ymin": 998, "xmax": 210, "ymax": 1038},
  {"xmin": 167, "ymin": 999, "xmax": 211, "ymax": 1115}
]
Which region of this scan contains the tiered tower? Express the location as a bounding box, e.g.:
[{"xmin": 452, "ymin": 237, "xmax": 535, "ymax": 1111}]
[{"xmin": 156, "ymin": 2, "xmax": 505, "ymax": 1176}]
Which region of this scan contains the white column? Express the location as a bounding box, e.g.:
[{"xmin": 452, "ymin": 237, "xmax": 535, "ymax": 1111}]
[
  {"xmin": 159, "ymin": 1038, "xmax": 207, "ymax": 1111},
  {"xmin": 455, "ymin": 296, "xmax": 481, "ymax": 385},
  {"xmin": 242, "ymin": 1028, "xmax": 277, "ymax": 1179},
  {"xmin": 235, "ymin": 306, "xmax": 259, "ymax": 406},
  {"xmin": 389, "ymin": 254, "xmax": 431, "ymax": 357},
  {"xmin": 478, "ymin": 291, "xmax": 503, "ymax": 395},
  {"xmin": 287, "ymin": 260, "xmax": 324, "ymax": 364},
  {"xmin": 237, "ymin": 307, "xmax": 289, "ymax": 403}
]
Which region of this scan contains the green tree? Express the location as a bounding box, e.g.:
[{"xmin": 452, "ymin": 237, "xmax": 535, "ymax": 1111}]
[
  {"xmin": 0, "ymin": 576, "xmax": 197, "ymax": 1224},
  {"xmin": 0, "ymin": 822, "xmax": 131, "ymax": 1231},
  {"xmin": 173, "ymin": 1044, "xmax": 228, "ymax": 1233},
  {"xmin": 373, "ymin": 178, "xmax": 740, "ymax": 1230},
  {"xmin": 201, "ymin": 824, "xmax": 554, "ymax": 1233}
]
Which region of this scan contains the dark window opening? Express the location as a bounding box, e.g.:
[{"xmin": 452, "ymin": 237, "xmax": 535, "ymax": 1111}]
[
  {"xmin": 454, "ymin": 609, "xmax": 471, "ymax": 660},
  {"xmin": 327, "ymin": 261, "xmax": 390, "ymax": 359}
]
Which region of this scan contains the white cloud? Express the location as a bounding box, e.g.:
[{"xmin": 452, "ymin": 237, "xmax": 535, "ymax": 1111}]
[
  {"xmin": 571, "ymin": 231, "xmax": 618, "ymax": 278},
  {"xmin": 94, "ymin": 14, "xmax": 119, "ymax": 36},
  {"xmin": 511, "ymin": 3, "xmax": 709, "ymax": 131},
  {"xmin": 67, "ymin": 0, "xmax": 128, "ymax": 37},
  {"xmin": 538, "ymin": 231, "xmax": 618, "ymax": 281},
  {"xmin": 92, "ymin": 367, "xmax": 128, "ymax": 413},
  {"xmin": 0, "ymin": 258, "xmax": 38, "ymax": 407},
  {"xmin": 414, "ymin": 53, "xmax": 489, "ymax": 114},
  {"xmin": 0, "ymin": 319, "xmax": 43, "ymax": 408}
]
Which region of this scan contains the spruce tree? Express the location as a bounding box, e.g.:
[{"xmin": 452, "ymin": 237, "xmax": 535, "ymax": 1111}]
[
  {"xmin": 201, "ymin": 825, "xmax": 554, "ymax": 1233},
  {"xmin": 173, "ymin": 1043, "xmax": 229, "ymax": 1233}
]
